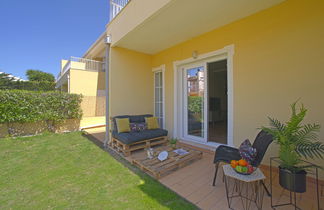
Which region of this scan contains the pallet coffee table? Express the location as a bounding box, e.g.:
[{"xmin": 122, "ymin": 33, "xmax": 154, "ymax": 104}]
[{"xmin": 132, "ymin": 146, "xmax": 203, "ymax": 179}]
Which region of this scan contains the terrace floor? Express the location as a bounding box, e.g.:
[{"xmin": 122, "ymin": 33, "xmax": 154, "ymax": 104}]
[
  {"xmin": 80, "ymin": 116, "xmax": 105, "ymax": 129},
  {"xmin": 85, "ymin": 127, "xmax": 323, "ymax": 210}
]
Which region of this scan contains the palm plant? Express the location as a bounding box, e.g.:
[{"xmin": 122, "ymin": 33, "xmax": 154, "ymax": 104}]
[{"xmin": 262, "ymin": 101, "xmax": 324, "ymax": 172}]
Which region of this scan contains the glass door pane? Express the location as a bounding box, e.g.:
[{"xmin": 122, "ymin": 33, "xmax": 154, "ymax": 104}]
[
  {"xmin": 154, "ymin": 71, "xmax": 163, "ymax": 128},
  {"xmin": 185, "ymin": 66, "xmax": 205, "ymax": 139}
]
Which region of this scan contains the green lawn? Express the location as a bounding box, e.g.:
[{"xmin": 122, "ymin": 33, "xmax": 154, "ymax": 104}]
[{"xmin": 0, "ymin": 132, "xmax": 196, "ymax": 209}]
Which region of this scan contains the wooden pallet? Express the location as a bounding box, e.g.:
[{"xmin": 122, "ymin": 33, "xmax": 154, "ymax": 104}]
[
  {"xmin": 132, "ymin": 146, "xmax": 203, "ymax": 179},
  {"xmin": 110, "ymin": 136, "xmax": 168, "ymax": 156}
]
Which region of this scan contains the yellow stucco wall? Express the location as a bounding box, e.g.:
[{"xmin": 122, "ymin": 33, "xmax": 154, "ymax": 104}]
[
  {"xmin": 109, "ymin": 47, "xmax": 153, "ymax": 117},
  {"xmin": 69, "ymin": 69, "xmax": 99, "ymax": 96},
  {"xmin": 70, "ymin": 61, "xmax": 86, "ymax": 70},
  {"xmin": 97, "ymin": 71, "xmax": 106, "ymax": 91},
  {"xmin": 150, "ymin": 0, "xmax": 324, "ymax": 167}
]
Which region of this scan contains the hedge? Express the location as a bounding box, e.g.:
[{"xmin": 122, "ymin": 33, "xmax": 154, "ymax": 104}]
[
  {"xmin": 188, "ymin": 96, "xmax": 203, "ymax": 114},
  {"xmin": 0, "ymin": 81, "xmax": 56, "ymax": 91},
  {"xmin": 0, "ymin": 90, "xmax": 83, "ymax": 124}
]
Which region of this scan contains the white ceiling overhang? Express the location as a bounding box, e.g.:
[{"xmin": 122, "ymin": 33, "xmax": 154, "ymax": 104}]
[{"xmin": 113, "ymin": 0, "xmax": 286, "ymax": 54}]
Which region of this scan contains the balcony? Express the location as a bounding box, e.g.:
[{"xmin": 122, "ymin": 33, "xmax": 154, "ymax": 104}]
[
  {"xmin": 57, "ymin": 56, "xmax": 104, "ymax": 81},
  {"xmin": 110, "ymin": 0, "xmax": 130, "ymax": 21}
]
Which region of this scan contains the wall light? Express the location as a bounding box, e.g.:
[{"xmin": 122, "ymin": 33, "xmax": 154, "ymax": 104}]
[{"xmin": 192, "ymin": 51, "xmax": 198, "ymax": 59}]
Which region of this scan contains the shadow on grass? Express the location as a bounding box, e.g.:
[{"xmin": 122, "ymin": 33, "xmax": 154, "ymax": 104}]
[{"xmin": 82, "ymin": 132, "xmax": 198, "ymax": 210}]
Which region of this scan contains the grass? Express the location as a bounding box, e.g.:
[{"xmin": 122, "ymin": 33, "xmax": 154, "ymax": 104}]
[{"xmin": 0, "ymin": 132, "xmax": 196, "ymax": 209}]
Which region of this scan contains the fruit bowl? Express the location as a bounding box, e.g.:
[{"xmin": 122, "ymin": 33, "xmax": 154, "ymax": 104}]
[
  {"xmin": 233, "ymin": 166, "xmax": 256, "ymax": 175},
  {"xmin": 231, "ymin": 159, "xmax": 255, "ymax": 175}
]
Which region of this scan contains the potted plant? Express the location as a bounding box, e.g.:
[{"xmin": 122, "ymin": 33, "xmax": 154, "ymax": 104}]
[
  {"xmin": 262, "ymin": 101, "xmax": 324, "ymax": 193},
  {"xmin": 169, "ymin": 138, "xmax": 178, "ymax": 149}
]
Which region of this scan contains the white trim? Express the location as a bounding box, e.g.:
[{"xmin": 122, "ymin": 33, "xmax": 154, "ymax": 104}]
[
  {"xmin": 173, "ymin": 44, "xmax": 235, "ymax": 147},
  {"xmin": 173, "ymin": 62, "xmax": 178, "ymax": 138},
  {"xmin": 82, "ymin": 32, "xmax": 106, "ymax": 58},
  {"xmin": 152, "ymin": 65, "xmax": 166, "ymax": 129},
  {"xmin": 182, "ymin": 62, "xmax": 207, "ymax": 143}
]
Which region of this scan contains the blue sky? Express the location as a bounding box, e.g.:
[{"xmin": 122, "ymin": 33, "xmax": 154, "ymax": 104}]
[{"xmin": 0, "ymin": 0, "xmax": 108, "ymax": 80}]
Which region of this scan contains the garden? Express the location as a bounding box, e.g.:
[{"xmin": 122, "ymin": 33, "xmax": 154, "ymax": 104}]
[{"xmin": 0, "ymin": 132, "xmax": 196, "ymax": 209}]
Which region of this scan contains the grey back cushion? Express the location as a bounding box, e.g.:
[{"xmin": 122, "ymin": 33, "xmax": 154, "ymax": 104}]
[{"xmin": 112, "ymin": 114, "xmax": 153, "ymax": 132}]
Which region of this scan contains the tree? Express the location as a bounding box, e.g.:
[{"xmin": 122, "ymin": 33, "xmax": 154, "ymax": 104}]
[
  {"xmin": 0, "ymin": 72, "xmax": 16, "ymax": 89},
  {"xmin": 26, "ymin": 69, "xmax": 55, "ymax": 82}
]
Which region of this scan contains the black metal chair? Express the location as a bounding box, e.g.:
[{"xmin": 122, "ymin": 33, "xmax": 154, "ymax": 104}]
[{"xmin": 212, "ymin": 130, "xmax": 273, "ymax": 195}]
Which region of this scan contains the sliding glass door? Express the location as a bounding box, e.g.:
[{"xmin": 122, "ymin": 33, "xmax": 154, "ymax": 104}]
[{"xmin": 183, "ymin": 63, "xmax": 207, "ymax": 142}]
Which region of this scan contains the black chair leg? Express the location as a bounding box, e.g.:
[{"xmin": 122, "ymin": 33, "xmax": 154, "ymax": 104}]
[
  {"xmin": 212, "ymin": 162, "xmax": 220, "ymax": 186},
  {"xmin": 261, "ymin": 180, "xmax": 271, "ymax": 197}
]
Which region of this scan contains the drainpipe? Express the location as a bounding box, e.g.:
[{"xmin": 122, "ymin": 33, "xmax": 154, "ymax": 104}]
[
  {"xmin": 104, "ymin": 36, "xmax": 111, "ymax": 148},
  {"xmin": 67, "ymin": 74, "xmax": 70, "ymax": 93}
]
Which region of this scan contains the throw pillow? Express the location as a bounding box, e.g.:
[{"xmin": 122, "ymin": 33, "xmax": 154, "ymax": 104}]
[
  {"xmin": 239, "ymin": 139, "xmax": 257, "ymax": 164},
  {"xmin": 145, "ymin": 117, "xmax": 160, "ymax": 129},
  {"xmin": 129, "ymin": 123, "xmax": 138, "ymax": 132},
  {"xmin": 116, "ymin": 118, "xmax": 130, "ymax": 133},
  {"xmin": 137, "ymin": 122, "xmax": 147, "ymax": 131},
  {"xmin": 129, "ymin": 122, "xmax": 147, "ymax": 132}
]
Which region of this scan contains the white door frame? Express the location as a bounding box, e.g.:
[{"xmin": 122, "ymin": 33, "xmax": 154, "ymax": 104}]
[
  {"xmin": 173, "ymin": 44, "xmax": 234, "ymax": 147},
  {"xmin": 152, "ymin": 64, "xmax": 166, "ymax": 129},
  {"xmin": 182, "ymin": 61, "xmax": 208, "ymax": 143}
]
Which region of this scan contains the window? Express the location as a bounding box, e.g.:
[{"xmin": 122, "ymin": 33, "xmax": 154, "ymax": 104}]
[{"xmin": 153, "ymin": 66, "xmax": 165, "ymax": 128}]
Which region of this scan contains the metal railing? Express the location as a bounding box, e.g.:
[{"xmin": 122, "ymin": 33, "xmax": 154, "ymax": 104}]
[
  {"xmin": 110, "ymin": 0, "xmax": 129, "ymax": 21},
  {"xmin": 57, "ymin": 57, "xmax": 104, "ymax": 80}
]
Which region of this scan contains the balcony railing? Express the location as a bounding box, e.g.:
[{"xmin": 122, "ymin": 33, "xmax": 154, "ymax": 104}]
[
  {"xmin": 110, "ymin": 0, "xmax": 129, "ymax": 21},
  {"xmin": 57, "ymin": 56, "xmax": 104, "ymax": 80}
]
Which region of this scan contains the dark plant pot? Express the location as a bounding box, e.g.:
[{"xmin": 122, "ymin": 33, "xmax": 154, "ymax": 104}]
[{"xmin": 279, "ymin": 166, "xmax": 307, "ymax": 193}]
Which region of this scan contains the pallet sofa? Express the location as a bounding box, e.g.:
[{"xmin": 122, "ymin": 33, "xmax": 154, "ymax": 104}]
[{"xmin": 110, "ymin": 114, "xmax": 168, "ymax": 156}]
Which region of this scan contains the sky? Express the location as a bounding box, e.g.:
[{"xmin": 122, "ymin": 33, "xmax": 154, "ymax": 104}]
[{"xmin": 0, "ymin": 0, "xmax": 109, "ymax": 80}]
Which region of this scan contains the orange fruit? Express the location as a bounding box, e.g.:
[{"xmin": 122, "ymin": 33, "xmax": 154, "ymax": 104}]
[
  {"xmin": 238, "ymin": 159, "xmax": 248, "ymax": 167},
  {"xmin": 230, "ymin": 160, "xmax": 238, "ymax": 168}
]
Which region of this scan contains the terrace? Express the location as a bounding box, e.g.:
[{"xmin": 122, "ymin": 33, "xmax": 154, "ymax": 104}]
[{"xmin": 85, "ymin": 127, "xmax": 324, "ymax": 210}]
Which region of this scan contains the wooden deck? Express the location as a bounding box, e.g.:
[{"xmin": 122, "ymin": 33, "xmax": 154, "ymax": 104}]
[{"xmin": 85, "ymin": 127, "xmax": 323, "ymax": 210}]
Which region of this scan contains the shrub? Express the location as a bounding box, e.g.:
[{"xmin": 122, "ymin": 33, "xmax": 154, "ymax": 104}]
[
  {"xmin": 0, "ymin": 90, "xmax": 83, "ymax": 124},
  {"xmin": 0, "ymin": 80, "xmax": 56, "ymax": 91},
  {"xmin": 188, "ymin": 96, "xmax": 203, "ymax": 114}
]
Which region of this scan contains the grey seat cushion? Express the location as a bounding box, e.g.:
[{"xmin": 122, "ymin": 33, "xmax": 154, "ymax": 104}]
[{"xmin": 112, "ymin": 129, "xmax": 168, "ymax": 145}]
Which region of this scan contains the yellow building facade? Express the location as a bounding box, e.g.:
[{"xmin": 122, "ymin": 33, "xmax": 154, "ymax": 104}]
[{"xmin": 70, "ymin": 0, "xmax": 324, "ymax": 169}]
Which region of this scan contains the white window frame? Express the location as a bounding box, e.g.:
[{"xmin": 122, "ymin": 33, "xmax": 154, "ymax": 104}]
[
  {"xmin": 173, "ymin": 45, "xmax": 235, "ymax": 148},
  {"xmin": 153, "ymin": 65, "xmax": 166, "ymax": 129}
]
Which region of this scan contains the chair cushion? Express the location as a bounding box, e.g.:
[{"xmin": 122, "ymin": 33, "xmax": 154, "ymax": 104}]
[
  {"xmin": 145, "ymin": 117, "xmax": 160, "ymax": 129},
  {"xmin": 112, "ymin": 129, "xmax": 168, "ymax": 145},
  {"xmin": 214, "ymin": 145, "xmax": 241, "ymax": 163},
  {"xmin": 116, "ymin": 118, "xmax": 130, "ymax": 133},
  {"xmin": 239, "ymin": 139, "xmax": 257, "ymax": 164}
]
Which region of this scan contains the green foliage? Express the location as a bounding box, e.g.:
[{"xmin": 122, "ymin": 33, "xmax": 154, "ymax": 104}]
[
  {"xmin": 0, "ymin": 72, "xmax": 16, "ymax": 89},
  {"xmin": 188, "ymin": 96, "xmax": 203, "ymax": 114},
  {"xmin": 0, "ymin": 70, "xmax": 55, "ymax": 91},
  {"xmin": 0, "ymin": 90, "xmax": 83, "ymax": 124},
  {"xmin": 169, "ymin": 138, "xmax": 178, "ymax": 144},
  {"xmin": 262, "ymin": 101, "xmax": 324, "ymax": 172},
  {"xmin": 0, "ymin": 80, "xmax": 56, "ymax": 91},
  {"xmin": 26, "ymin": 69, "xmax": 55, "ymax": 82}
]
